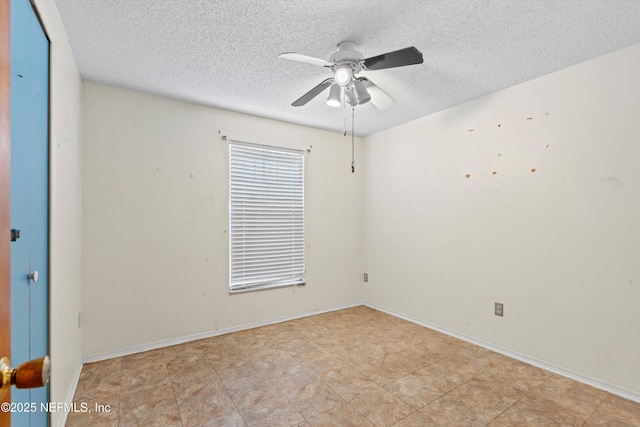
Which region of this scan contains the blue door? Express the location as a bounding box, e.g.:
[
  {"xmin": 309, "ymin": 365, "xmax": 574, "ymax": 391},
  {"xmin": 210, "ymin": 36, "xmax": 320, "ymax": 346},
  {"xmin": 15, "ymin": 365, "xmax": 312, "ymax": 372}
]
[{"xmin": 10, "ymin": 0, "xmax": 50, "ymax": 425}]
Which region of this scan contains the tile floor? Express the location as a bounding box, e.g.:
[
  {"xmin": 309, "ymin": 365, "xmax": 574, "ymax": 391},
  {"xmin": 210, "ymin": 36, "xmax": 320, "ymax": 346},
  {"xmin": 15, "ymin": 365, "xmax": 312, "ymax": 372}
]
[{"xmin": 66, "ymin": 306, "xmax": 640, "ymax": 427}]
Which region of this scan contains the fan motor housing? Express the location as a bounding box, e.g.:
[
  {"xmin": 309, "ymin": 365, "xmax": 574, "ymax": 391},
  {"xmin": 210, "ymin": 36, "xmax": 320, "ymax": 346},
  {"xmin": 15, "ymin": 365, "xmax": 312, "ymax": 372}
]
[{"xmin": 330, "ymin": 42, "xmax": 364, "ymax": 83}]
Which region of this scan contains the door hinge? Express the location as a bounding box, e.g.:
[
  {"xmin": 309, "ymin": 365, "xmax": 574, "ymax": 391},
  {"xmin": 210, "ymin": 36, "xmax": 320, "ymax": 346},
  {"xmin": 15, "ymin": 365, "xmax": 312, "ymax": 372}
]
[{"xmin": 11, "ymin": 229, "xmax": 21, "ymax": 242}]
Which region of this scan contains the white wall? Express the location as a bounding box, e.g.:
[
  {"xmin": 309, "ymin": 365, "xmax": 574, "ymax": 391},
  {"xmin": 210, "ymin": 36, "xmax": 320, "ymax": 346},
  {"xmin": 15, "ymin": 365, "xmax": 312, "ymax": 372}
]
[
  {"xmin": 363, "ymin": 43, "xmax": 640, "ymax": 395},
  {"xmin": 81, "ymin": 82, "xmax": 364, "ymax": 357},
  {"xmin": 32, "ymin": 1, "xmax": 83, "ymax": 426}
]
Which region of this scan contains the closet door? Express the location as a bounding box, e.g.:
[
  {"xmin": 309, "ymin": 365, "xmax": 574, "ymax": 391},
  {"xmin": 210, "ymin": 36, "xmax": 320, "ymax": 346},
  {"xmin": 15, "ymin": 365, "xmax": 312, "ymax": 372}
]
[{"xmin": 10, "ymin": 0, "xmax": 50, "ymax": 425}]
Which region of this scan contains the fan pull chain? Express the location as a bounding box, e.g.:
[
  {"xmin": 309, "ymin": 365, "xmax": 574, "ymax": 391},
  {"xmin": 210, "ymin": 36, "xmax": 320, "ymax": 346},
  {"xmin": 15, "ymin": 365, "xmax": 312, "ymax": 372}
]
[
  {"xmin": 343, "ymin": 89, "xmax": 347, "ymax": 136},
  {"xmin": 351, "ymin": 107, "xmax": 355, "ymax": 173}
]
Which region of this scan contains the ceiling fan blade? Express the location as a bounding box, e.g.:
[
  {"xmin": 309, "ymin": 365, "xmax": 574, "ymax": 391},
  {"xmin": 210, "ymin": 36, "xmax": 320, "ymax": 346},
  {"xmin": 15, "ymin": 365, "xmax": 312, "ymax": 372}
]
[
  {"xmin": 363, "ymin": 46, "xmax": 423, "ymax": 71},
  {"xmin": 279, "ymin": 52, "xmax": 332, "ymax": 67},
  {"xmin": 292, "ymin": 78, "xmax": 333, "ymax": 107},
  {"xmin": 359, "ymin": 78, "xmax": 395, "ymax": 110}
]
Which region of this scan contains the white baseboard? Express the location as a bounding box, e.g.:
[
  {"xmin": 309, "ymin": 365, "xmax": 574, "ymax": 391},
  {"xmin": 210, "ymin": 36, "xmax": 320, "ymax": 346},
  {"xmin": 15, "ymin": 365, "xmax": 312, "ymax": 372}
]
[
  {"xmin": 82, "ymin": 301, "xmax": 364, "ymax": 363},
  {"xmin": 79, "ymin": 299, "xmax": 639, "ymax": 404},
  {"xmin": 364, "ymin": 301, "xmax": 640, "ymax": 404},
  {"xmin": 55, "ymin": 360, "xmax": 83, "ymax": 427}
]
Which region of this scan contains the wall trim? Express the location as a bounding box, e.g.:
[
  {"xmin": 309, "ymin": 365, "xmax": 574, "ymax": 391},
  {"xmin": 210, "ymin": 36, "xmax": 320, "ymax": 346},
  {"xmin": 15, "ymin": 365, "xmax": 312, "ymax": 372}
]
[
  {"xmin": 82, "ymin": 301, "xmax": 364, "ymax": 363},
  {"xmin": 55, "ymin": 360, "xmax": 83, "ymax": 427},
  {"xmin": 364, "ymin": 302, "xmax": 640, "ymax": 404}
]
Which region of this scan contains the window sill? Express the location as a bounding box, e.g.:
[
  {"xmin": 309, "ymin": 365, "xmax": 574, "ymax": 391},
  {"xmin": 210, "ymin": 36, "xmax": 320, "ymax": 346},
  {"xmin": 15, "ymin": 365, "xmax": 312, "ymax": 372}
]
[{"xmin": 229, "ymin": 281, "xmax": 306, "ymax": 294}]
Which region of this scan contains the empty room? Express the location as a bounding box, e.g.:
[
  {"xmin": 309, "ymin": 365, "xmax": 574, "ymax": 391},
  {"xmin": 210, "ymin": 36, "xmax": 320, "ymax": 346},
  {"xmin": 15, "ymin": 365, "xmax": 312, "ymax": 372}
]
[{"xmin": 2, "ymin": 1, "xmax": 640, "ymax": 426}]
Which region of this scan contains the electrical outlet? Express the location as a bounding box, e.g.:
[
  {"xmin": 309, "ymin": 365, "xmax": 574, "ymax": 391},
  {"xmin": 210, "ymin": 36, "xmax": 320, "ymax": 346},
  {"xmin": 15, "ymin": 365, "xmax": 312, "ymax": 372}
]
[
  {"xmin": 495, "ymin": 302, "xmax": 504, "ymax": 317},
  {"xmin": 363, "ymin": 273, "xmax": 368, "ymax": 282}
]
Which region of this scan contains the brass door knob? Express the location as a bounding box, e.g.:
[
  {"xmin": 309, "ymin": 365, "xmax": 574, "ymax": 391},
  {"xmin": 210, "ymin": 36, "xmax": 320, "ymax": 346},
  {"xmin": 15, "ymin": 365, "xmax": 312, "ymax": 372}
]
[{"xmin": 0, "ymin": 356, "xmax": 50, "ymax": 399}]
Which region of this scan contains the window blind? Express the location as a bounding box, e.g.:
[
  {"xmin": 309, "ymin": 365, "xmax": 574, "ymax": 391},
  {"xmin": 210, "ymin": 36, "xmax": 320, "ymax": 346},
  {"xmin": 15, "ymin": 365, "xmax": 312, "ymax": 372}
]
[{"xmin": 229, "ymin": 140, "xmax": 305, "ymax": 293}]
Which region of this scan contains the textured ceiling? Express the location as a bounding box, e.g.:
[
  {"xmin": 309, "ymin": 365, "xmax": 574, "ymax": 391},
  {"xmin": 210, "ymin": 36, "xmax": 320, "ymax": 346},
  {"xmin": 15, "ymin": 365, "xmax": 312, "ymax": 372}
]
[{"xmin": 55, "ymin": 0, "xmax": 640, "ymax": 137}]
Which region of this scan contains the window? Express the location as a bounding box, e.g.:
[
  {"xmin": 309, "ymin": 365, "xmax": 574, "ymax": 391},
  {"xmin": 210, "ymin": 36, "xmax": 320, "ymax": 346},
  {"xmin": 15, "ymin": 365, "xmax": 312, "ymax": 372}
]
[{"xmin": 229, "ymin": 140, "xmax": 305, "ymax": 293}]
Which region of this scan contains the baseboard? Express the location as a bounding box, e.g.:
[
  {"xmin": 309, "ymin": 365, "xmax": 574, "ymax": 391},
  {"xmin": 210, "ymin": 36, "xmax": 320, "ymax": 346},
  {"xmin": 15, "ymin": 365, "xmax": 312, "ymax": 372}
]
[
  {"xmin": 364, "ymin": 301, "xmax": 640, "ymax": 404},
  {"xmin": 82, "ymin": 301, "xmax": 364, "ymax": 363},
  {"xmin": 55, "ymin": 359, "xmax": 83, "ymax": 427}
]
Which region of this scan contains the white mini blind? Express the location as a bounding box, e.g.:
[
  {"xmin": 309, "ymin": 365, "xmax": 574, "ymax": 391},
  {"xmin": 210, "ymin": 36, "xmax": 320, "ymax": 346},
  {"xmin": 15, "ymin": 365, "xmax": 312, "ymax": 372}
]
[{"xmin": 229, "ymin": 141, "xmax": 305, "ymax": 293}]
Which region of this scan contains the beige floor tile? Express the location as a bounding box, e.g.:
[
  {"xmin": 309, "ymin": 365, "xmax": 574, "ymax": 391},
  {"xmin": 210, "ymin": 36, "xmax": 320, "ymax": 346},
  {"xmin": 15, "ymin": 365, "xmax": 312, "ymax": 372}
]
[
  {"xmin": 119, "ymin": 379, "xmax": 175, "ymax": 416},
  {"xmin": 420, "ymin": 394, "xmax": 500, "ymax": 427},
  {"xmin": 194, "ymin": 410, "xmax": 248, "ymax": 427},
  {"xmin": 167, "ymin": 352, "xmax": 215, "ymax": 379},
  {"xmin": 413, "ymin": 362, "xmax": 467, "ymax": 392},
  {"xmin": 66, "ymin": 306, "xmax": 640, "ymax": 427},
  {"xmin": 270, "ymin": 361, "xmax": 318, "ymax": 391},
  {"xmin": 474, "ymin": 351, "xmax": 517, "ymax": 371},
  {"xmin": 584, "ymin": 408, "xmax": 640, "ymax": 427},
  {"xmin": 219, "ymin": 329, "xmax": 270, "ymax": 350},
  {"xmin": 487, "ymin": 400, "xmax": 574, "ymax": 426},
  {"xmin": 66, "ymin": 392, "xmax": 119, "ymax": 427},
  {"xmin": 200, "ymin": 341, "xmax": 240, "ymax": 361},
  {"xmin": 306, "ymin": 403, "xmax": 376, "ymax": 426},
  {"xmin": 473, "ymin": 366, "xmax": 537, "ymax": 399},
  {"xmin": 448, "ymin": 380, "xmax": 516, "ymax": 413},
  {"xmin": 349, "ymin": 387, "xmax": 415, "ymax": 427},
  {"xmin": 539, "ymin": 376, "xmax": 609, "ymax": 407},
  {"xmin": 289, "ymin": 380, "xmax": 345, "ymax": 419},
  {"xmin": 323, "ymin": 370, "xmax": 383, "ymax": 401},
  {"xmin": 121, "ymin": 349, "xmax": 165, "ymax": 371},
  {"xmin": 385, "ymin": 349, "xmax": 438, "ymax": 373},
  {"xmin": 213, "ymin": 358, "xmax": 264, "ymax": 385},
  {"xmin": 78, "ymin": 357, "xmax": 121, "ymax": 380},
  {"xmin": 66, "ymin": 420, "xmax": 118, "ymax": 427},
  {"xmin": 171, "ymin": 369, "xmax": 225, "ymax": 402},
  {"xmin": 239, "ymin": 395, "xmax": 305, "ymax": 427},
  {"xmin": 178, "ymin": 390, "xmax": 238, "ymax": 427},
  {"xmin": 499, "ymin": 358, "xmax": 554, "ymax": 385},
  {"xmin": 163, "ymin": 341, "xmax": 206, "ymax": 362},
  {"xmin": 253, "ymin": 347, "xmax": 299, "ymax": 377},
  {"xmin": 73, "ymin": 359, "xmax": 121, "ymax": 401},
  {"xmin": 597, "ymin": 394, "xmax": 640, "ymax": 425},
  {"xmin": 304, "ymin": 353, "xmax": 352, "ymax": 378},
  {"xmin": 517, "ymin": 380, "xmax": 600, "ymax": 426},
  {"xmin": 383, "ymin": 374, "xmax": 445, "ymax": 409},
  {"xmin": 286, "ymin": 340, "xmax": 329, "ymax": 363},
  {"xmin": 391, "ymin": 410, "xmax": 443, "ymax": 427},
  {"xmin": 356, "ymin": 357, "xmax": 409, "ymax": 386},
  {"xmin": 227, "ymin": 375, "xmax": 282, "ymax": 409},
  {"xmin": 120, "ymin": 360, "xmax": 170, "ymax": 394},
  {"xmin": 119, "ymin": 402, "xmax": 182, "ymax": 427}
]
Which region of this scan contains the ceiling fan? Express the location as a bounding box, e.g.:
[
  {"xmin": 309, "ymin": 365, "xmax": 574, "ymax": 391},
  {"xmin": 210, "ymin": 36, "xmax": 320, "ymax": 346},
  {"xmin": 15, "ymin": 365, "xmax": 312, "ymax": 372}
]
[{"xmin": 279, "ymin": 42, "xmax": 424, "ymax": 110}]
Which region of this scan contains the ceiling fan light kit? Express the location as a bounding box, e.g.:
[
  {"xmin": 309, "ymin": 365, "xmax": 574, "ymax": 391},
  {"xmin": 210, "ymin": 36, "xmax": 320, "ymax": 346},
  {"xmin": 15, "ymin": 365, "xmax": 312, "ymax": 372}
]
[
  {"xmin": 326, "ymin": 83, "xmax": 342, "ymax": 107},
  {"xmin": 353, "ymin": 79, "xmax": 371, "ymax": 105},
  {"xmin": 280, "ymin": 41, "xmax": 424, "ymax": 172},
  {"xmin": 280, "ymin": 41, "xmax": 424, "ymax": 110},
  {"xmin": 345, "ymin": 87, "xmax": 358, "ymax": 108},
  {"xmin": 334, "ymin": 67, "xmax": 352, "ymax": 86}
]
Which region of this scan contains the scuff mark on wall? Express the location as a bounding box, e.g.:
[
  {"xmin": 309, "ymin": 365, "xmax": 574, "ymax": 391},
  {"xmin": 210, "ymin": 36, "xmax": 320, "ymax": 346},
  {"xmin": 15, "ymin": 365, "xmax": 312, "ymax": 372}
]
[{"xmin": 601, "ymin": 176, "xmax": 625, "ymax": 188}]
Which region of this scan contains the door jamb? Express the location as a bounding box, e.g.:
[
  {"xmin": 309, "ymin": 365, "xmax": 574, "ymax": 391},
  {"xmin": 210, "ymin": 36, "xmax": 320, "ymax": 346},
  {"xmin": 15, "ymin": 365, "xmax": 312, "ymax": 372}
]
[{"xmin": 0, "ymin": 0, "xmax": 13, "ymax": 424}]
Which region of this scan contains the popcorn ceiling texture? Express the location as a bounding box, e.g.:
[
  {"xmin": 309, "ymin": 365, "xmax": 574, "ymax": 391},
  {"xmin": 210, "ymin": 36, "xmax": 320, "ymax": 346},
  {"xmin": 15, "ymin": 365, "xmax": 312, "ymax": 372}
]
[{"xmin": 55, "ymin": 0, "xmax": 640, "ymax": 136}]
